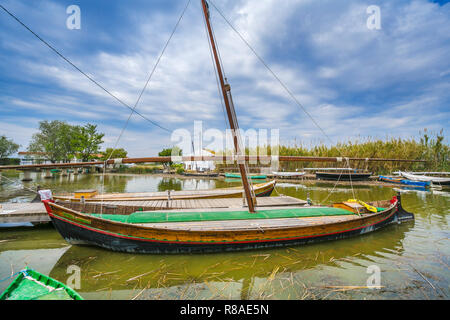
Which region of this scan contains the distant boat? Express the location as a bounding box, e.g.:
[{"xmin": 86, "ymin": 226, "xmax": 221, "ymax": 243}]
[
  {"xmin": 53, "ymin": 180, "xmax": 276, "ymax": 202},
  {"xmin": 316, "ymin": 171, "xmax": 372, "ymax": 181},
  {"xmin": 183, "ymin": 171, "xmax": 219, "ymax": 177},
  {"xmin": 379, "ymin": 175, "xmax": 431, "ymax": 188},
  {"xmin": 0, "ymin": 268, "xmax": 83, "ymax": 300},
  {"xmin": 399, "ymin": 171, "xmax": 450, "ymax": 186},
  {"xmin": 225, "ymin": 173, "xmax": 267, "ymax": 179},
  {"xmin": 272, "ymin": 171, "xmax": 306, "ymax": 178}
]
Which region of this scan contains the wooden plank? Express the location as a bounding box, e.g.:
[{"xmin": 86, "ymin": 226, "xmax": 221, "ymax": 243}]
[{"xmin": 138, "ymin": 215, "xmax": 359, "ymax": 231}]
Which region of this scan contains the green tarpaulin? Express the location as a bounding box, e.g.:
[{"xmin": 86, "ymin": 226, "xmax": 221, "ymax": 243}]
[{"xmin": 88, "ymin": 206, "xmax": 384, "ymax": 224}]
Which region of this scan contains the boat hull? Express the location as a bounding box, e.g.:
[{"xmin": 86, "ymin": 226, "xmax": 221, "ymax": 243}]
[
  {"xmin": 0, "ymin": 268, "xmax": 83, "ymax": 300},
  {"xmin": 379, "ymin": 176, "xmax": 431, "ymax": 188},
  {"xmin": 225, "ymin": 173, "xmax": 267, "ymax": 179},
  {"xmin": 53, "ymin": 180, "xmax": 275, "ymax": 202},
  {"xmin": 47, "ymin": 197, "xmax": 413, "ymax": 254},
  {"xmin": 399, "ymin": 172, "xmax": 450, "ymax": 186},
  {"xmin": 316, "ymin": 172, "xmax": 372, "ymax": 181}
]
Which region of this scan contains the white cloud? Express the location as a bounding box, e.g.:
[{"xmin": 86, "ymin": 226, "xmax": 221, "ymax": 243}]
[{"xmin": 0, "ymin": 0, "xmax": 448, "ymax": 156}]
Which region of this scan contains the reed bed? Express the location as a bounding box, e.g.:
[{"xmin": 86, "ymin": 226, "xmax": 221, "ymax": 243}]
[{"xmin": 216, "ymin": 129, "xmax": 449, "ymax": 174}]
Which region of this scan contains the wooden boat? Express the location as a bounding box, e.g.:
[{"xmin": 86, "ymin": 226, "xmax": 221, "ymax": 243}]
[
  {"xmin": 43, "ymin": 194, "xmax": 414, "ymax": 254},
  {"xmin": 183, "ymin": 171, "xmax": 219, "ymax": 177},
  {"xmin": 225, "ymin": 173, "xmax": 267, "ymax": 179},
  {"xmin": 399, "ymin": 171, "xmax": 450, "ymax": 186},
  {"xmin": 40, "ymin": 0, "xmax": 415, "ymax": 254},
  {"xmin": 53, "ymin": 180, "xmax": 276, "ymax": 202},
  {"xmin": 272, "ymin": 171, "xmax": 306, "ymax": 178},
  {"xmin": 316, "ymin": 171, "xmax": 372, "ymax": 181},
  {"xmin": 0, "ymin": 268, "xmax": 83, "ymax": 300},
  {"xmin": 379, "ymin": 175, "xmax": 431, "ymax": 188}
]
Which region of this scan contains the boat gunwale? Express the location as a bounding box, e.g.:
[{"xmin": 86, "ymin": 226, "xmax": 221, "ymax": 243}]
[
  {"xmin": 0, "ymin": 268, "xmax": 83, "ymax": 300},
  {"xmin": 48, "ymin": 200, "xmax": 397, "ymax": 236},
  {"xmin": 53, "ymin": 180, "xmax": 276, "ymax": 202}
]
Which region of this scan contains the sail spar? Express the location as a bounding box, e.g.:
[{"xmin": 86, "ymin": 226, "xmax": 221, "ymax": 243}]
[{"xmin": 201, "ymin": 0, "xmax": 257, "ymax": 213}]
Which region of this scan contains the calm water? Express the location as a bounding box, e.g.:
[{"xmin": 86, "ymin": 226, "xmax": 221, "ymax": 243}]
[{"xmin": 0, "ymin": 171, "xmax": 449, "ymax": 300}]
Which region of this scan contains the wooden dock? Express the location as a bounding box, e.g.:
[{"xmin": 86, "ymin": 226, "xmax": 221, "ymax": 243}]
[
  {"xmin": 0, "ymin": 203, "xmax": 49, "ymax": 224},
  {"xmin": 0, "ymin": 196, "xmax": 307, "ymax": 224}
]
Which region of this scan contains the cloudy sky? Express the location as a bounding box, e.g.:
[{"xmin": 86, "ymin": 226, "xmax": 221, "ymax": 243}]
[{"xmin": 0, "ymin": 0, "xmax": 449, "ymax": 157}]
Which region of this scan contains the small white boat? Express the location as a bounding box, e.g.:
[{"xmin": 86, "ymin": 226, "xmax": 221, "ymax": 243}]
[
  {"xmin": 399, "ymin": 171, "xmax": 450, "ymax": 186},
  {"xmin": 272, "ymin": 171, "xmax": 306, "ymax": 177}
]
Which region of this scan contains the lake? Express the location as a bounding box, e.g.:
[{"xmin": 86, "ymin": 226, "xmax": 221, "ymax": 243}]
[{"xmin": 0, "ymin": 171, "xmax": 448, "ymax": 299}]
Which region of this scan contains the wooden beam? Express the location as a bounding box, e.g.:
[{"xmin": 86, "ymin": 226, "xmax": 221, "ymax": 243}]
[{"xmin": 0, "ymin": 155, "xmax": 428, "ymax": 170}]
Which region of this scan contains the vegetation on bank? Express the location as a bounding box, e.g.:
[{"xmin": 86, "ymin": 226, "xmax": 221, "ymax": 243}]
[
  {"xmin": 279, "ymin": 130, "xmax": 449, "ymax": 174},
  {"xmin": 0, "ymin": 135, "xmax": 19, "ymax": 159},
  {"xmin": 28, "ymin": 120, "xmax": 105, "ymax": 163},
  {"xmin": 99, "ymin": 148, "xmax": 128, "ymax": 161},
  {"xmin": 216, "ymin": 129, "xmax": 449, "ymax": 174},
  {"xmin": 1, "ymin": 124, "xmax": 448, "ymax": 175},
  {"xmin": 116, "ymin": 164, "xmax": 164, "ymax": 174}
]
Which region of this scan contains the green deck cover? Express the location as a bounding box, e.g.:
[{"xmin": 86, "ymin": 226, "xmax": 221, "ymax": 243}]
[
  {"xmin": 88, "ymin": 206, "xmax": 385, "ymax": 224},
  {"xmin": 5, "ymin": 278, "xmax": 73, "ymax": 300},
  {"xmin": 0, "ymin": 269, "xmax": 82, "ymax": 300}
]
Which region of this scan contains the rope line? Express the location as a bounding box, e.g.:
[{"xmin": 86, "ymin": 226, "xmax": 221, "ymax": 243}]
[
  {"xmin": 0, "ymin": 4, "xmax": 171, "ymax": 133},
  {"xmin": 98, "ymin": 0, "xmax": 192, "ymax": 216},
  {"xmin": 208, "ymin": 0, "xmax": 357, "ymax": 202}
]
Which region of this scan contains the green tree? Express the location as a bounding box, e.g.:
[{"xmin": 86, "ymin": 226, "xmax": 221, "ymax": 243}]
[
  {"xmin": 72, "ymin": 124, "xmax": 105, "ymax": 161},
  {"xmin": 28, "ymin": 120, "xmax": 76, "ymax": 163},
  {"xmin": 158, "ymin": 147, "xmax": 182, "ymax": 167},
  {"xmin": 0, "ymin": 135, "xmax": 20, "ymax": 159},
  {"xmin": 99, "ymin": 148, "xmax": 128, "ymax": 161}
]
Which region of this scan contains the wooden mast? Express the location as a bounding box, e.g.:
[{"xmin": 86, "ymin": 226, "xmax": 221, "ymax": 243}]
[{"xmin": 201, "ymin": 0, "xmax": 256, "ymax": 212}]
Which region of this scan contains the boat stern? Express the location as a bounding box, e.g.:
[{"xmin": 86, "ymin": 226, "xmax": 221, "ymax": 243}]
[{"xmin": 393, "ymin": 193, "xmax": 415, "ymax": 223}]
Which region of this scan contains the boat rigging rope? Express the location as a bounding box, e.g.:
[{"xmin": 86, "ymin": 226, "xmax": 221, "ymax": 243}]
[
  {"xmin": 207, "ymin": 0, "xmax": 335, "ymax": 147},
  {"xmin": 0, "ymin": 4, "xmax": 171, "ymax": 133},
  {"xmin": 203, "ymin": 6, "xmax": 256, "ymax": 201},
  {"xmin": 0, "ymin": 270, "xmax": 23, "ymax": 283},
  {"xmin": 207, "ymin": 0, "xmax": 358, "ymax": 203},
  {"xmin": 202, "ymin": 7, "xmax": 229, "ymax": 133},
  {"xmin": 0, "ymin": 173, "xmax": 40, "ymax": 195},
  {"xmin": 99, "ymin": 0, "xmax": 192, "ymax": 216}
]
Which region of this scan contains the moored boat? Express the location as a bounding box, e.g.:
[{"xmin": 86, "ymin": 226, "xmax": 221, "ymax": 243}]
[
  {"xmin": 272, "ymin": 171, "xmax": 306, "ymax": 178},
  {"xmin": 43, "ymin": 193, "xmax": 414, "ymax": 254},
  {"xmin": 225, "ymin": 173, "xmax": 267, "ymax": 179},
  {"xmin": 379, "ymin": 175, "xmax": 431, "ymax": 188},
  {"xmin": 53, "ymin": 180, "xmax": 276, "ymax": 202},
  {"xmin": 399, "ymin": 171, "xmax": 450, "ymax": 186},
  {"xmin": 316, "ymin": 171, "xmax": 372, "ymax": 181},
  {"xmin": 0, "ymin": 268, "xmax": 83, "ymax": 300},
  {"xmin": 182, "ymin": 171, "xmax": 219, "ymax": 177}
]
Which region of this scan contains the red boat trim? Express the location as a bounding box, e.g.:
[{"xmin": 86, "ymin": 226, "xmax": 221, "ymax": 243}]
[{"xmin": 48, "ymin": 203, "xmax": 397, "ymax": 245}]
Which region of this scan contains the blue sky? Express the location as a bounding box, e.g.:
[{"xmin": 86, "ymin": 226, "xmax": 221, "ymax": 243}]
[{"xmin": 0, "ymin": 0, "xmax": 449, "ymax": 157}]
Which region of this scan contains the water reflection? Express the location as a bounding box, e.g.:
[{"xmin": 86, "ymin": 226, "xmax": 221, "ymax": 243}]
[
  {"xmin": 0, "ymin": 173, "xmax": 448, "ymax": 299},
  {"xmin": 43, "ymin": 222, "xmax": 414, "ymax": 299}
]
